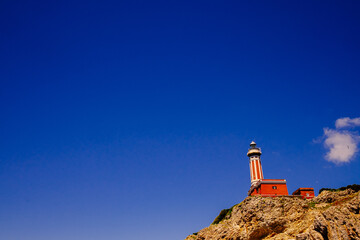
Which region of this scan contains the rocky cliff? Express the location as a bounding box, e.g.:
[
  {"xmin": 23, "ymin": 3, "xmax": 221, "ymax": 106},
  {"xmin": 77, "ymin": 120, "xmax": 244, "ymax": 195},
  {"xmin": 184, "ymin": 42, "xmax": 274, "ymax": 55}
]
[{"xmin": 185, "ymin": 189, "xmax": 360, "ymax": 240}]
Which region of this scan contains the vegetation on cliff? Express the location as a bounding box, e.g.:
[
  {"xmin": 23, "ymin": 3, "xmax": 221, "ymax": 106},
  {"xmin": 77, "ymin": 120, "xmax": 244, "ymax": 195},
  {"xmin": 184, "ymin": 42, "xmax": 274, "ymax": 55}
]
[
  {"xmin": 319, "ymin": 184, "xmax": 360, "ymax": 194},
  {"xmin": 211, "ymin": 204, "xmax": 238, "ymax": 225}
]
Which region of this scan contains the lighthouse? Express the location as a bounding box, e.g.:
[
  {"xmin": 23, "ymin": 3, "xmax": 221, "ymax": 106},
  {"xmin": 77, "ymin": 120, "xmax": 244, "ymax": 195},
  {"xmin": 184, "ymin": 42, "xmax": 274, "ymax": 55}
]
[
  {"xmin": 247, "ymin": 141, "xmax": 264, "ymax": 185},
  {"xmin": 247, "ymin": 141, "xmax": 289, "ymax": 197}
]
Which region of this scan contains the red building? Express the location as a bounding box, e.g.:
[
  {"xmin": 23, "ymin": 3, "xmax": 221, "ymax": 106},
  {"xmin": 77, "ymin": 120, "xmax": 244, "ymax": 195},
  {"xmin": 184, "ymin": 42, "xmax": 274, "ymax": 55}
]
[
  {"xmin": 247, "ymin": 142, "xmax": 289, "ymax": 197},
  {"xmin": 248, "ymin": 179, "xmax": 289, "ymax": 196},
  {"xmin": 292, "ymin": 188, "xmax": 315, "ymax": 199}
]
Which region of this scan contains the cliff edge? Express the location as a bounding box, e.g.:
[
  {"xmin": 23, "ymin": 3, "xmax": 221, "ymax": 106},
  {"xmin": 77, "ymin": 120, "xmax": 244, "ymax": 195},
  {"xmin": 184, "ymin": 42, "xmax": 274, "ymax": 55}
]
[{"xmin": 185, "ymin": 189, "xmax": 360, "ymax": 240}]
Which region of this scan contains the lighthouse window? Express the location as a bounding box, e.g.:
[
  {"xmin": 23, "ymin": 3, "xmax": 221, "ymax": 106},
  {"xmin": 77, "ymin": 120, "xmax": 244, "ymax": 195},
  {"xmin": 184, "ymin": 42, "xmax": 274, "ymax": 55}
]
[{"xmin": 272, "ymin": 186, "xmax": 277, "ymax": 189}]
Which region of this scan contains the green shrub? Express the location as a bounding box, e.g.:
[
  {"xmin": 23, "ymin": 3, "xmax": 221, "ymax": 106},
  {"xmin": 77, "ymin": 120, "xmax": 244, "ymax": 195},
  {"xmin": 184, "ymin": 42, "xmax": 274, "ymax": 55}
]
[
  {"xmin": 308, "ymin": 202, "xmax": 317, "ymax": 208},
  {"xmin": 212, "ymin": 209, "xmax": 230, "ymax": 225},
  {"xmin": 319, "ymin": 184, "xmax": 360, "ymax": 194},
  {"xmin": 211, "ymin": 204, "xmax": 237, "ymax": 225}
]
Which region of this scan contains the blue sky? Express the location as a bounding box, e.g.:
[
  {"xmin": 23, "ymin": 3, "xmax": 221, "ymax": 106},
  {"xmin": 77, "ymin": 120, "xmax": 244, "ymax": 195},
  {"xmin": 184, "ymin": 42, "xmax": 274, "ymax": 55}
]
[{"xmin": 1, "ymin": 1, "xmax": 360, "ymax": 240}]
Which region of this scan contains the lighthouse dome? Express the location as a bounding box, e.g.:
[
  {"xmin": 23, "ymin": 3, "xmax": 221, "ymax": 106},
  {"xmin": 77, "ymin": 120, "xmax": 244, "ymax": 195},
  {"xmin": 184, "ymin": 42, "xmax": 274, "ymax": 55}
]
[{"xmin": 247, "ymin": 141, "xmax": 262, "ymax": 156}]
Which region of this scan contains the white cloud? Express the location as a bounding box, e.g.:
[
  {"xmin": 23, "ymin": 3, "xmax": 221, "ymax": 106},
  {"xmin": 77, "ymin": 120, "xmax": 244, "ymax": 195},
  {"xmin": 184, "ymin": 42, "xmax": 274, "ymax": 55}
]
[
  {"xmin": 323, "ymin": 128, "xmax": 360, "ymax": 164},
  {"xmin": 335, "ymin": 117, "xmax": 360, "ymax": 129},
  {"xmin": 321, "ymin": 117, "xmax": 360, "ymax": 164}
]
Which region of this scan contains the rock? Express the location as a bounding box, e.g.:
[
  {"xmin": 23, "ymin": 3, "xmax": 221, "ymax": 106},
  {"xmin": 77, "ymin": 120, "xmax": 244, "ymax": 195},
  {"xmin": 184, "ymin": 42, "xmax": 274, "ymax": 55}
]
[
  {"xmin": 315, "ymin": 188, "xmax": 355, "ymax": 204},
  {"xmin": 185, "ymin": 190, "xmax": 360, "ymax": 240}
]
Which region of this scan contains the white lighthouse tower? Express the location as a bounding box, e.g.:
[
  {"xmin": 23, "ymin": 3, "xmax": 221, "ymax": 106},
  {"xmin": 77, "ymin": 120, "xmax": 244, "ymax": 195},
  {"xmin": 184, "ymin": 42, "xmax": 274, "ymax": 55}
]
[{"xmin": 247, "ymin": 141, "xmax": 264, "ymax": 185}]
